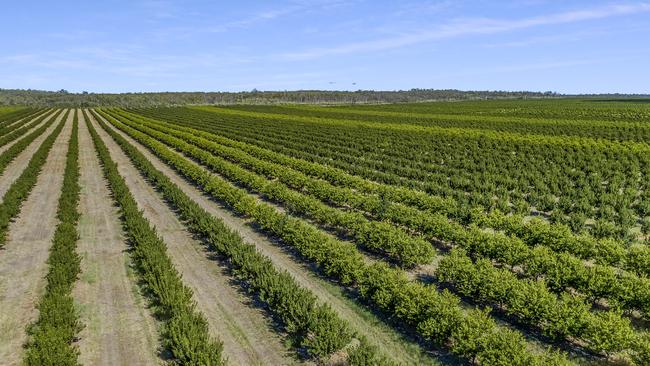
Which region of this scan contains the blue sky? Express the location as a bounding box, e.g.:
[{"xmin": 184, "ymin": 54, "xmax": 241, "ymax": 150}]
[{"xmin": 1, "ymin": 1, "xmax": 649, "ymax": 93}]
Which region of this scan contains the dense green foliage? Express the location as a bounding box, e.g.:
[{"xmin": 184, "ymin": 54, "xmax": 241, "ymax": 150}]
[
  {"xmin": 338, "ymin": 98, "xmax": 650, "ymax": 122},
  {"xmin": 438, "ymin": 249, "xmax": 646, "ymax": 359},
  {"xmin": 83, "ymin": 110, "xmax": 226, "ymax": 365},
  {"xmin": 0, "ymin": 106, "xmax": 22, "ymax": 116},
  {"xmin": 0, "ymin": 110, "xmax": 65, "ymax": 246},
  {"xmin": 24, "ymin": 110, "xmax": 82, "ymax": 365},
  {"xmin": 97, "ymin": 109, "xmax": 570, "ymax": 365}
]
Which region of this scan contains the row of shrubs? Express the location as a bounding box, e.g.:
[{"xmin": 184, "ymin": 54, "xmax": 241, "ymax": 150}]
[
  {"xmin": 438, "ymin": 249, "xmax": 649, "ymax": 363},
  {"xmin": 25, "ymin": 110, "xmax": 82, "ymax": 365},
  {"xmin": 474, "ymin": 210, "xmax": 650, "ymax": 278}
]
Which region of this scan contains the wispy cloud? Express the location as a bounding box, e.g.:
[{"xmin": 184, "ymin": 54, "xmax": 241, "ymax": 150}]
[
  {"xmin": 481, "ymin": 32, "xmax": 588, "ymax": 48},
  {"xmin": 0, "ymin": 45, "xmax": 258, "ymax": 82},
  {"xmin": 204, "ymin": 6, "xmax": 301, "ymax": 33},
  {"xmin": 432, "ymin": 59, "xmax": 604, "ymax": 80},
  {"xmin": 278, "ymin": 2, "xmax": 650, "ymax": 60},
  {"xmin": 482, "ymin": 22, "xmax": 650, "ymax": 48},
  {"xmin": 147, "ymin": 0, "xmax": 352, "ymax": 40}
]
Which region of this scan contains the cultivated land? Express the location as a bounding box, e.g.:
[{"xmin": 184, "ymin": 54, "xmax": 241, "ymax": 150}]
[
  {"xmin": 0, "ymin": 110, "xmax": 71, "ymax": 365},
  {"xmin": 0, "ymin": 99, "xmax": 649, "ymax": 365}
]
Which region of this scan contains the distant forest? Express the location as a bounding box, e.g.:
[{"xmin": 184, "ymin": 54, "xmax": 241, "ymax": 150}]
[
  {"xmin": 1, "ymin": 88, "xmax": 648, "ymax": 107},
  {"xmin": 1, "ymin": 88, "xmax": 564, "ymax": 107}
]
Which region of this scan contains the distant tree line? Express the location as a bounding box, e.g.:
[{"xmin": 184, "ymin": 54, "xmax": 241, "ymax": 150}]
[
  {"xmin": 0, "ymin": 88, "xmax": 566, "ymax": 107},
  {"xmin": 2, "ymin": 88, "xmax": 648, "ymax": 107}
]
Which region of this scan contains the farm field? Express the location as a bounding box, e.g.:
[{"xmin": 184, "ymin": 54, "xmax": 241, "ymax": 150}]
[{"xmin": 0, "ymin": 99, "xmax": 649, "ymax": 365}]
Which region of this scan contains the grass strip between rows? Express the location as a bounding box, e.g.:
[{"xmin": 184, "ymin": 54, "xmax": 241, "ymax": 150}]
[
  {"xmin": 24, "ymin": 110, "xmax": 82, "ymax": 365},
  {"xmin": 96, "ymin": 108, "xmax": 571, "ymax": 365},
  {"xmin": 83, "ymin": 110, "xmax": 226, "ymax": 365}
]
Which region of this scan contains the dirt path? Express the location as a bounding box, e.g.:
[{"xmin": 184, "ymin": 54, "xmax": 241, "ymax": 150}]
[
  {"xmin": 88, "ymin": 113, "xmax": 296, "ymax": 365},
  {"xmin": 0, "ymin": 111, "xmax": 72, "ymax": 365},
  {"xmin": 72, "ymin": 110, "xmax": 162, "ymax": 366},
  {"xmin": 96, "ymin": 113, "xmax": 438, "ymax": 365},
  {"xmin": 0, "ymin": 110, "xmax": 59, "ymax": 198}
]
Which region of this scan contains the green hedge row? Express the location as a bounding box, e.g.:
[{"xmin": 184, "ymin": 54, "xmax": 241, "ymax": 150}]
[
  {"xmin": 25, "ymin": 110, "xmax": 82, "ymax": 365},
  {"xmin": 474, "ymin": 211, "xmax": 650, "ymax": 278},
  {"xmin": 438, "ymin": 249, "xmax": 648, "ymax": 363},
  {"xmin": 91, "ymin": 110, "xmax": 392, "ymax": 364},
  {"xmin": 83, "ymin": 110, "xmax": 225, "ymax": 365},
  {"xmin": 97, "ymin": 109, "xmax": 571, "ymax": 365},
  {"xmin": 0, "ymin": 109, "xmax": 66, "ymax": 247}
]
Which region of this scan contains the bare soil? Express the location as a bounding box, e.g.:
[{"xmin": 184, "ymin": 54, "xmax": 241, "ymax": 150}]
[
  {"xmin": 0, "ymin": 110, "xmax": 59, "ymax": 197},
  {"xmin": 0, "ymin": 111, "xmax": 72, "ymax": 365},
  {"xmin": 72, "ymin": 110, "xmax": 162, "ymax": 366},
  {"xmin": 88, "ymin": 113, "xmax": 296, "ymax": 365},
  {"xmin": 95, "ymin": 112, "xmax": 438, "ymax": 365}
]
